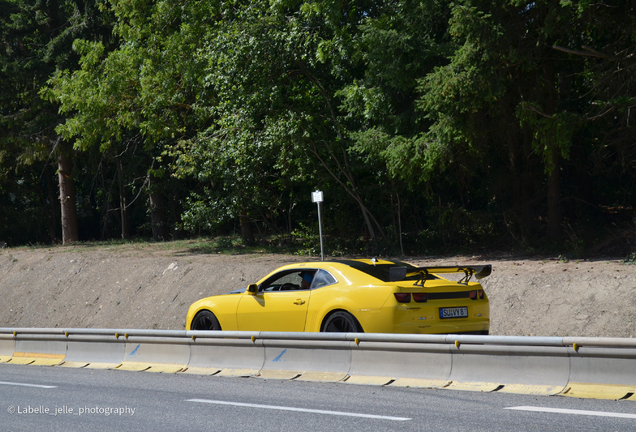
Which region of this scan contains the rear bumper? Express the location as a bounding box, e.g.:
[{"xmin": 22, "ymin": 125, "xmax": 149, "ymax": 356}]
[{"xmin": 356, "ymin": 299, "xmax": 490, "ymax": 334}]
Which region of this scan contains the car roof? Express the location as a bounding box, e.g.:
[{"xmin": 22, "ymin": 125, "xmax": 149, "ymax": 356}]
[{"xmin": 281, "ymin": 258, "xmax": 437, "ymax": 283}]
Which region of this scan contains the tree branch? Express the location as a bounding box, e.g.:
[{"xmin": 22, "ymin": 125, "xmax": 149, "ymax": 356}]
[
  {"xmin": 586, "ymin": 106, "xmax": 614, "ymax": 121},
  {"xmin": 521, "ymin": 104, "xmax": 553, "ymax": 119},
  {"xmin": 552, "ymin": 44, "xmax": 626, "ymax": 61}
]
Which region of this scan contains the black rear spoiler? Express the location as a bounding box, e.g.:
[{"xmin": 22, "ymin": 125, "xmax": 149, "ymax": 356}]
[{"xmin": 390, "ymin": 264, "xmax": 492, "ymax": 286}]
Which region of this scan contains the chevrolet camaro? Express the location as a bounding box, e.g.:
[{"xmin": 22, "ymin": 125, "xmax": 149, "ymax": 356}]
[{"xmin": 186, "ymin": 258, "xmax": 491, "ymax": 334}]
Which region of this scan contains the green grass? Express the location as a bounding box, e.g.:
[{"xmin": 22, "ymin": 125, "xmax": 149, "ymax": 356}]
[
  {"xmin": 12, "ymin": 235, "xmax": 307, "ymax": 256},
  {"xmin": 176, "ymin": 236, "xmax": 304, "ymax": 255},
  {"xmin": 7, "ymin": 234, "xmax": 634, "ymax": 262}
]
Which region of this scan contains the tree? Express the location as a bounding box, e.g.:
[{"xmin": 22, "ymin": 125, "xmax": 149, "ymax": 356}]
[
  {"xmin": 1, "ymin": 0, "xmax": 113, "ymax": 244},
  {"xmin": 168, "ymin": 0, "xmax": 396, "ymax": 244},
  {"xmin": 417, "ymin": 1, "xmax": 590, "ymax": 240},
  {"xmin": 49, "ymin": 0, "xmax": 212, "ymax": 241},
  {"xmin": 337, "ymin": 0, "xmax": 453, "ymax": 248}
]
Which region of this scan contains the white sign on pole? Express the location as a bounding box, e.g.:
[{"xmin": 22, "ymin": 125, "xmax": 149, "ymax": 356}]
[{"xmin": 312, "ymin": 190, "xmax": 325, "ymax": 261}]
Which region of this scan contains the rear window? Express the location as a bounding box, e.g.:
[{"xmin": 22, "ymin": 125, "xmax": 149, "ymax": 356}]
[
  {"xmin": 332, "ymin": 260, "xmax": 439, "ymax": 283},
  {"xmin": 311, "ymin": 269, "xmax": 338, "ymax": 289}
]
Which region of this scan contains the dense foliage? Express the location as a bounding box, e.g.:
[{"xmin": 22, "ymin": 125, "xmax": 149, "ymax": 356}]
[{"xmin": 1, "ymin": 0, "xmax": 635, "ymax": 256}]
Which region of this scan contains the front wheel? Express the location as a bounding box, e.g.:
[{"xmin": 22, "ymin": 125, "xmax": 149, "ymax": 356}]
[
  {"xmin": 191, "ymin": 310, "xmax": 222, "ymax": 330},
  {"xmin": 321, "ymin": 311, "xmax": 362, "ymax": 333}
]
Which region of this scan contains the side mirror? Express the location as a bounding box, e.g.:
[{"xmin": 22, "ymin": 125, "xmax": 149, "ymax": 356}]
[{"xmin": 247, "ymin": 284, "xmax": 258, "ymax": 295}]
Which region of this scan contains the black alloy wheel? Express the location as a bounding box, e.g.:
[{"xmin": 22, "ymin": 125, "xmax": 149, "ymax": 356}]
[
  {"xmin": 321, "ymin": 311, "xmax": 362, "ymax": 332},
  {"xmin": 191, "ymin": 310, "xmax": 222, "ymax": 330}
]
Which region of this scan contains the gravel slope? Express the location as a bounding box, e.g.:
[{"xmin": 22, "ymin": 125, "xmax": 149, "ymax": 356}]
[{"xmin": 1, "ymin": 244, "xmax": 634, "ymax": 337}]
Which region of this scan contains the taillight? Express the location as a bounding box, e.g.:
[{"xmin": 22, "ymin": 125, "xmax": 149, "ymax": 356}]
[
  {"xmin": 469, "ymin": 290, "xmax": 484, "ymax": 300},
  {"xmin": 394, "ymin": 293, "xmax": 411, "ymax": 303},
  {"xmin": 413, "ymin": 293, "xmax": 428, "ymax": 303}
]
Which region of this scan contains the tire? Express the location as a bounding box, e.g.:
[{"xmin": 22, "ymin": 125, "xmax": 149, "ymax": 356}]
[
  {"xmin": 191, "ymin": 310, "xmax": 222, "ymax": 331},
  {"xmin": 321, "ymin": 311, "xmax": 362, "ymax": 333}
]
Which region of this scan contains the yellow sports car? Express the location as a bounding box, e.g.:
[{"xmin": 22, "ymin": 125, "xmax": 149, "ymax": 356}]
[{"xmin": 186, "ymin": 258, "xmax": 491, "ymax": 334}]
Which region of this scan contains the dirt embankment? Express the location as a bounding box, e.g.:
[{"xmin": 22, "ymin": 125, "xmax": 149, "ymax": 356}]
[{"xmin": 0, "ymin": 244, "xmax": 634, "ymax": 337}]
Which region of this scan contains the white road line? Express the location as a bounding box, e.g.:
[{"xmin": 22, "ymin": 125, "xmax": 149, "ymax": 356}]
[
  {"xmin": 0, "ymin": 381, "xmax": 57, "ymax": 389},
  {"xmin": 186, "ymin": 398, "xmax": 411, "ymax": 421},
  {"xmin": 506, "ymin": 406, "xmax": 636, "ymax": 419}
]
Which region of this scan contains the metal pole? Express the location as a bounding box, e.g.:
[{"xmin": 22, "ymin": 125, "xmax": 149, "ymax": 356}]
[
  {"xmin": 317, "ymin": 201, "xmax": 324, "ymax": 261},
  {"xmin": 312, "ymin": 190, "xmax": 325, "ymax": 261}
]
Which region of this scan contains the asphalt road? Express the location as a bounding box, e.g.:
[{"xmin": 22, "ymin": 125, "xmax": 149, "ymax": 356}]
[{"xmin": 1, "ymin": 363, "xmax": 635, "ymax": 431}]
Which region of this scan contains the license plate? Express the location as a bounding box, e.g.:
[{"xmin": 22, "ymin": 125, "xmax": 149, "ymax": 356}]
[{"xmin": 439, "ymin": 307, "xmax": 468, "ymax": 319}]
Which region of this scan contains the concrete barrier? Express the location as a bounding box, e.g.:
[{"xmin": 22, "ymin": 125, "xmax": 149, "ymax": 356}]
[
  {"xmin": 0, "ymin": 335, "xmax": 15, "ymax": 363},
  {"xmin": 348, "ymin": 342, "xmax": 452, "ymax": 387},
  {"xmin": 187, "ymin": 338, "xmax": 265, "ymax": 377},
  {"xmin": 62, "ymin": 335, "xmax": 126, "ymax": 369},
  {"xmin": 260, "ymin": 339, "xmax": 351, "ymax": 382},
  {"xmin": 4, "ymin": 328, "xmax": 636, "ymax": 402},
  {"xmin": 117, "ymin": 337, "xmax": 191, "ymax": 373},
  {"xmin": 562, "ymin": 346, "xmax": 636, "ymax": 400},
  {"xmin": 11, "ymin": 335, "xmax": 67, "ymax": 366},
  {"xmin": 445, "ymin": 344, "xmax": 570, "ymax": 395}
]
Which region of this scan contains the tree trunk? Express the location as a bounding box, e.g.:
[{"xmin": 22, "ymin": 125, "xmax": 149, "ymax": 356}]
[
  {"xmin": 360, "ymin": 204, "xmax": 376, "ymax": 241},
  {"xmin": 117, "ymin": 157, "xmax": 130, "ymax": 239},
  {"xmin": 547, "ymin": 151, "xmax": 562, "ymax": 239},
  {"xmin": 396, "ymin": 192, "xmax": 404, "ymax": 256},
  {"xmin": 287, "ymin": 200, "xmax": 294, "ymax": 242},
  {"xmin": 57, "ymin": 152, "xmax": 79, "ymax": 244},
  {"xmin": 45, "ymin": 166, "xmax": 61, "ymax": 242},
  {"xmin": 239, "ymin": 210, "xmax": 255, "ymax": 246},
  {"xmin": 149, "ymin": 190, "xmax": 169, "ymax": 241},
  {"xmin": 542, "ymin": 57, "xmax": 562, "ymax": 240}
]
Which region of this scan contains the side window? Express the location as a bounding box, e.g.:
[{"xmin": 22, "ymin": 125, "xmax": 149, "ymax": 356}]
[
  {"xmin": 311, "ymin": 269, "xmax": 337, "ymax": 289},
  {"xmin": 258, "ymin": 270, "xmax": 303, "ymax": 292}
]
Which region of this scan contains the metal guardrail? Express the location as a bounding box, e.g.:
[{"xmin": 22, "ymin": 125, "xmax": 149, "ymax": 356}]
[
  {"xmin": 4, "ymin": 327, "xmax": 636, "ymax": 347},
  {"xmin": 1, "ymin": 328, "xmax": 636, "ymax": 401}
]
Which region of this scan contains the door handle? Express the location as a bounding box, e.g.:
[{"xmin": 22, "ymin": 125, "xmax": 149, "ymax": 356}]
[{"xmin": 293, "ymin": 299, "xmax": 305, "ymax": 305}]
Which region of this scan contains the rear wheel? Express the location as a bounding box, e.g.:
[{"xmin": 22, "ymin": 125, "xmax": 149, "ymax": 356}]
[
  {"xmin": 321, "ymin": 311, "xmax": 362, "ymax": 333},
  {"xmin": 191, "ymin": 310, "xmax": 221, "ymax": 330}
]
